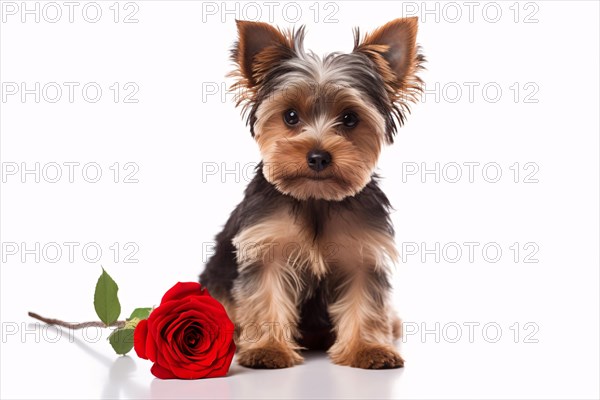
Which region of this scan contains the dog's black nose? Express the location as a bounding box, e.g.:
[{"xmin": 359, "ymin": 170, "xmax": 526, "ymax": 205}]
[{"xmin": 307, "ymin": 150, "xmax": 332, "ymax": 172}]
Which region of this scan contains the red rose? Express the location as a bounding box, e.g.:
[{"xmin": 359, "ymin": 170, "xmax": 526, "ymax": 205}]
[{"xmin": 134, "ymin": 282, "xmax": 236, "ymax": 379}]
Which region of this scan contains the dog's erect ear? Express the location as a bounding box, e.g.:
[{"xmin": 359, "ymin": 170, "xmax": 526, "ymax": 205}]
[
  {"xmin": 354, "ymin": 17, "xmax": 423, "ymax": 97},
  {"xmin": 231, "ymin": 20, "xmax": 294, "ymax": 88}
]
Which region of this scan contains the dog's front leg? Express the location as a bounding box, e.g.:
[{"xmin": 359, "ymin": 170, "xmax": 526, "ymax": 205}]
[
  {"xmin": 231, "ymin": 223, "xmax": 304, "ymax": 369},
  {"xmin": 327, "ymin": 268, "xmax": 404, "ymax": 369}
]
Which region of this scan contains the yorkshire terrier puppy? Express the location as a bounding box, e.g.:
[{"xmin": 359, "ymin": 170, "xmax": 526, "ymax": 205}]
[{"xmin": 200, "ymin": 17, "xmax": 424, "ymax": 369}]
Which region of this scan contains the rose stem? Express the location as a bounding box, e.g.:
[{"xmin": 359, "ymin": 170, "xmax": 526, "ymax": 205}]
[{"xmin": 28, "ymin": 311, "xmax": 126, "ymax": 329}]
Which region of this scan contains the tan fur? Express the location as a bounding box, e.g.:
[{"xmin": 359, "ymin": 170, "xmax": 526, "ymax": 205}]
[
  {"xmin": 321, "ymin": 208, "xmax": 399, "ymax": 269},
  {"xmin": 327, "ymin": 276, "xmax": 400, "ymax": 368},
  {"xmin": 254, "ymin": 84, "xmax": 386, "ymax": 201},
  {"xmin": 351, "ymin": 344, "xmax": 405, "ymax": 369},
  {"xmin": 231, "ymin": 209, "xmax": 325, "ymax": 367},
  {"xmin": 219, "ymin": 18, "xmax": 422, "ymax": 369},
  {"xmin": 228, "ymin": 21, "xmax": 298, "ymax": 116},
  {"xmin": 236, "ymin": 346, "xmax": 302, "ymax": 369},
  {"xmin": 228, "ymin": 204, "xmax": 402, "ymax": 368},
  {"xmin": 318, "ymin": 208, "xmax": 402, "ymax": 367},
  {"xmin": 219, "ymin": 297, "xmax": 237, "ymax": 326},
  {"xmin": 233, "ymin": 209, "xmax": 328, "ymax": 277},
  {"xmin": 354, "ymin": 17, "xmax": 424, "ymax": 109},
  {"xmin": 392, "ymin": 314, "xmax": 402, "ymax": 340}
]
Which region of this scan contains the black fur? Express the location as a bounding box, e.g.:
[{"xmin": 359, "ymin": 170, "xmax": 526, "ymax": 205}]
[
  {"xmin": 247, "ymin": 51, "xmax": 403, "ymax": 143},
  {"xmin": 199, "ymin": 164, "xmax": 393, "ymax": 349}
]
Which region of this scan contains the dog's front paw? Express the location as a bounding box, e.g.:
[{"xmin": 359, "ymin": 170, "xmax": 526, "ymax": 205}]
[
  {"xmin": 237, "ymin": 347, "xmax": 302, "ymax": 369},
  {"xmin": 351, "ymin": 345, "xmax": 404, "ymax": 369}
]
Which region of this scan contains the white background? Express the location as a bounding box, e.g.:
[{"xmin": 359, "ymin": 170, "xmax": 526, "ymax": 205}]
[{"xmin": 1, "ymin": 1, "xmax": 599, "ymax": 399}]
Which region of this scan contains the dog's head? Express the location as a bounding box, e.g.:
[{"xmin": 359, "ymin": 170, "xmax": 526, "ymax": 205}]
[{"xmin": 230, "ymin": 18, "xmax": 424, "ymax": 201}]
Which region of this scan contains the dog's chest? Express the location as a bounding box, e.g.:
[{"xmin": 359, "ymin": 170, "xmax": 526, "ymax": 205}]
[{"xmin": 233, "ymin": 203, "xmax": 394, "ymax": 277}]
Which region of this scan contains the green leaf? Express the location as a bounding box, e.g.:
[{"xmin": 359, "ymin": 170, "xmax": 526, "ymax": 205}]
[
  {"xmin": 93, "ymin": 268, "xmax": 121, "ymax": 326},
  {"xmin": 128, "ymin": 307, "xmax": 152, "ymax": 321},
  {"xmin": 124, "ymin": 318, "xmax": 141, "ymax": 330},
  {"xmin": 109, "ymin": 328, "xmax": 135, "ymax": 355}
]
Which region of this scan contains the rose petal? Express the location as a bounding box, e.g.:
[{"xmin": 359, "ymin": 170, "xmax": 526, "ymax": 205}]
[
  {"xmin": 143, "ymin": 304, "xmax": 182, "ymax": 363},
  {"xmin": 145, "ymin": 318, "xmax": 159, "ymax": 362},
  {"xmin": 163, "ymin": 310, "xmax": 217, "ymax": 347},
  {"xmin": 133, "ymin": 319, "xmax": 149, "ymax": 359},
  {"xmin": 141, "ymin": 281, "xmax": 236, "ymax": 380},
  {"xmin": 194, "ymin": 329, "xmax": 213, "ymax": 354},
  {"xmin": 159, "ymin": 317, "xmax": 212, "ymax": 364},
  {"xmin": 156, "ymin": 333, "xmax": 216, "ymax": 373},
  {"xmin": 169, "ymin": 299, "xmax": 223, "ymax": 322},
  {"xmin": 207, "ymin": 320, "xmax": 234, "ymax": 359},
  {"xmin": 167, "ymin": 358, "xmax": 221, "ymax": 379},
  {"xmin": 150, "ymin": 363, "xmax": 178, "ymax": 379},
  {"xmin": 169, "ymin": 322, "xmax": 204, "ymax": 363},
  {"xmin": 204, "ymin": 341, "xmax": 236, "ymax": 378},
  {"xmin": 160, "ymin": 282, "xmax": 208, "ymax": 304},
  {"xmin": 164, "ymin": 315, "xmax": 192, "ymax": 343}
]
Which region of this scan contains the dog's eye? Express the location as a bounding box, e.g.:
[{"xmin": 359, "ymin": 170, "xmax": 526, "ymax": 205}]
[
  {"xmin": 283, "ymin": 109, "xmax": 300, "ymax": 126},
  {"xmin": 341, "ymin": 112, "xmax": 359, "ymax": 128}
]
